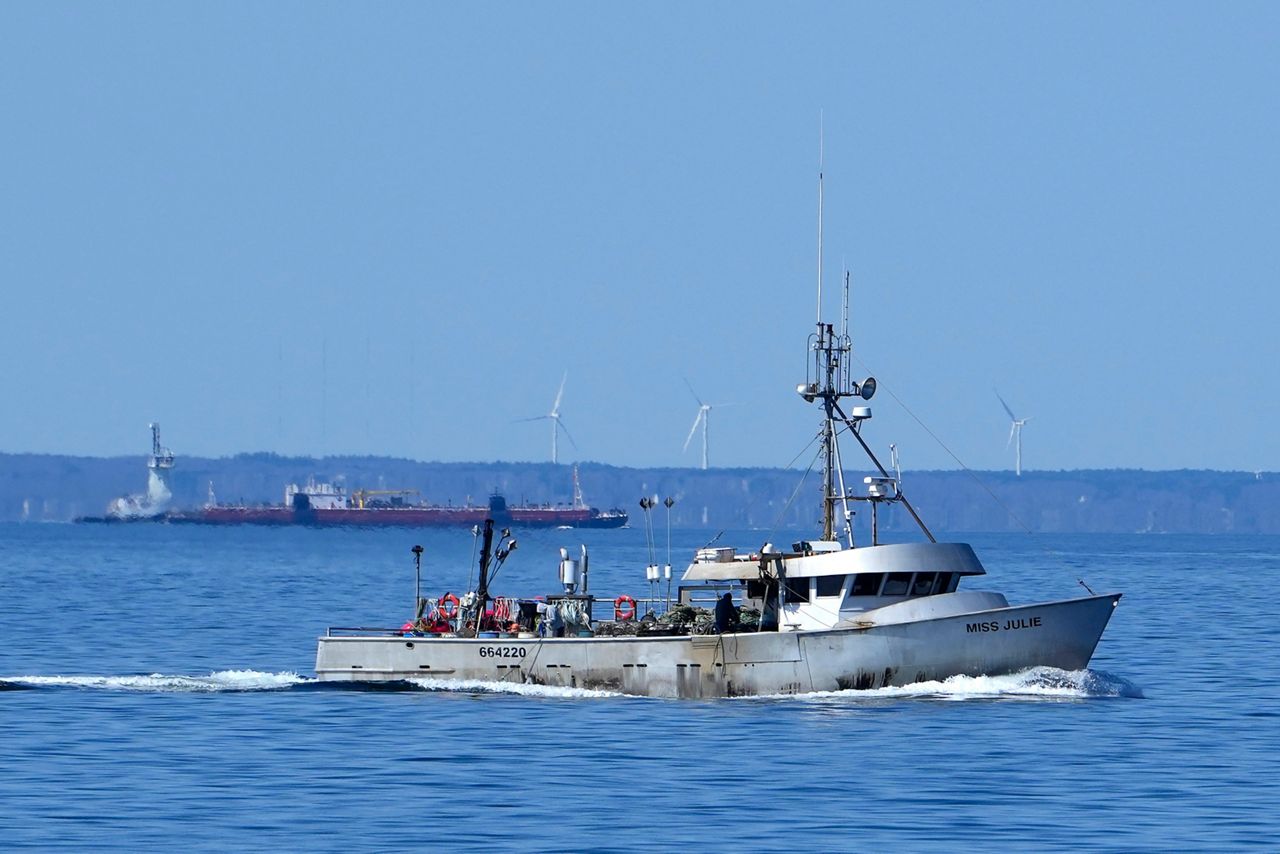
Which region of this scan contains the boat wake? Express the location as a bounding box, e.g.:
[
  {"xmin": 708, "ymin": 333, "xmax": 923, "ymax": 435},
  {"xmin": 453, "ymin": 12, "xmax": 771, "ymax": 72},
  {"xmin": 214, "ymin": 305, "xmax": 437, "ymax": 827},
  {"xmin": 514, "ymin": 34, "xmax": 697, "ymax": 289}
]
[
  {"xmin": 0, "ymin": 667, "xmax": 1139, "ymax": 701},
  {"xmin": 0, "ymin": 670, "xmax": 620, "ymax": 699},
  {"xmin": 0, "ymin": 670, "xmax": 311, "ymax": 693},
  {"xmin": 406, "ymin": 677, "xmax": 621, "ymax": 699},
  {"xmin": 753, "ymin": 667, "xmax": 1143, "ymax": 702}
]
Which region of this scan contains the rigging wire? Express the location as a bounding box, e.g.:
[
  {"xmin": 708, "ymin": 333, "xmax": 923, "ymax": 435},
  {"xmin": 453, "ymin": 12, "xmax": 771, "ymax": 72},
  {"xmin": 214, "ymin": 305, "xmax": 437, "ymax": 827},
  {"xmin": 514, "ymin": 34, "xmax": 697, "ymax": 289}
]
[
  {"xmin": 850, "ymin": 355, "xmax": 1096, "ymax": 593},
  {"xmin": 466, "ymin": 525, "xmax": 479, "ymax": 593},
  {"xmin": 850, "ymin": 356, "xmax": 1033, "ymax": 530},
  {"xmin": 783, "ymin": 429, "xmax": 823, "ymax": 471},
  {"xmin": 711, "ymin": 429, "xmax": 823, "ymax": 535},
  {"xmin": 830, "ymin": 423, "xmax": 854, "ymax": 547},
  {"xmin": 486, "ymin": 544, "xmax": 518, "ymax": 588},
  {"xmin": 765, "ymin": 445, "xmax": 824, "ymax": 546}
]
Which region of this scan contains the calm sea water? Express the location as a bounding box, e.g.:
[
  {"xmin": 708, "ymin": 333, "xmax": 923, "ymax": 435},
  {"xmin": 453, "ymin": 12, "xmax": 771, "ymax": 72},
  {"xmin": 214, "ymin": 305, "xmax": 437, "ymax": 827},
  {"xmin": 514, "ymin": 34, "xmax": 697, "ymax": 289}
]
[{"xmin": 2, "ymin": 522, "xmax": 1277, "ymax": 851}]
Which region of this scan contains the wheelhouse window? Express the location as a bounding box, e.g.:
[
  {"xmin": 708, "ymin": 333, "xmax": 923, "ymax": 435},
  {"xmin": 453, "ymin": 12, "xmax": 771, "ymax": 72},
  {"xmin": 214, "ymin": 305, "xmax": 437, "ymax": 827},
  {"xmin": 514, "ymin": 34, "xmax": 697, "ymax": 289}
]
[
  {"xmin": 911, "ymin": 572, "xmax": 937, "ymax": 596},
  {"xmin": 850, "ymin": 573, "xmax": 884, "ymax": 596},
  {"xmin": 815, "ymin": 574, "xmax": 846, "ymax": 598},
  {"xmin": 881, "ymin": 572, "xmax": 912, "ymax": 596},
  {"xmin": 932, "ymin": 573, "xmax": 954, "ymax": 594},
  {"xmin": 783, "ymin": 576, "xmax": 811, "ymax": 603}
]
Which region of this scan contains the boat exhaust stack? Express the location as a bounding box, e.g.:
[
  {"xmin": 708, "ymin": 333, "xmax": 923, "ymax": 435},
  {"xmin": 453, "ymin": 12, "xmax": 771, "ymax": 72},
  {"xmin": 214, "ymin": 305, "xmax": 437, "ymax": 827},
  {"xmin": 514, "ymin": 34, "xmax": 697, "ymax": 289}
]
[{"xmin": 559, "ymin": 547, "xmax": 580, "ymax": 594}]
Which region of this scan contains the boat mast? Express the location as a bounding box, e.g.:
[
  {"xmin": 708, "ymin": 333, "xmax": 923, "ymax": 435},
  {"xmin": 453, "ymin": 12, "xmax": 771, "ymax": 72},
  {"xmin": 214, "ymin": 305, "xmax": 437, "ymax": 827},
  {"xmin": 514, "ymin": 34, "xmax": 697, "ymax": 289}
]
[
  {"xmin": 813, "ymin": 125, "xmax": 842, "ymax": 542},
  {"xmin": 814, "ymin": 124, "xmax": 830, "ymax": 539},
  {"xmin": 816, "ymin": 114, "xmax": 824, "ymax": 332},
  {"xmin": 833, "ymin": 270, "xmax": 855, "ymax": 546},
  {"xmin": 799, "ymin": 136, "xmax": 931, "ymax": 544},
  {"xmin": 812, "ymin": 316, "xmax": 855, "ymax": 542},
  {"xmin": 474, "ymin": 519, "xmax": 495, "ymax": 627}
]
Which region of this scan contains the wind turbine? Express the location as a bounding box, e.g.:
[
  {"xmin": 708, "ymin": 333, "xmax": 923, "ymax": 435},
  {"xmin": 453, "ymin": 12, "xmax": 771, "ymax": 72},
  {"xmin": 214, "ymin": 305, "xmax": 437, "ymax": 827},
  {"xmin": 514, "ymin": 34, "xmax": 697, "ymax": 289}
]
[
  {"xmin": 995, "ymin": 390, "xmax": 1031, "ymax": 476},
  {"xmin": 517, "ymin": 372, "xmax": 576, "ymax": 464},
  {"xmin": 682, "ymin": 379, "xmax": 737, "ymax": 470}
]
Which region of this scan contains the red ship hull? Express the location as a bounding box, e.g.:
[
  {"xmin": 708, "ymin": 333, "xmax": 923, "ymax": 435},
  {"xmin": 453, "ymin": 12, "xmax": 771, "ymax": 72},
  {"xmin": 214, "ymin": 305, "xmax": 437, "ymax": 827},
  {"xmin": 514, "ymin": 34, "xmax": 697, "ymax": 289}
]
[{"xmin": 167, "ymin": 498, "xmax": 627, "ymax": 529}]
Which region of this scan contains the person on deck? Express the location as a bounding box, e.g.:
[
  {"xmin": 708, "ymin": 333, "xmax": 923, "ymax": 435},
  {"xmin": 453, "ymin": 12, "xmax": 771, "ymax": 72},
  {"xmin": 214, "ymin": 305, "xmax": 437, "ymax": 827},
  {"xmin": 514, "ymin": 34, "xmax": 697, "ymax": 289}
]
[{"xmin": 714, "ymin": 592, "xmax": 739, "ymax": 634}]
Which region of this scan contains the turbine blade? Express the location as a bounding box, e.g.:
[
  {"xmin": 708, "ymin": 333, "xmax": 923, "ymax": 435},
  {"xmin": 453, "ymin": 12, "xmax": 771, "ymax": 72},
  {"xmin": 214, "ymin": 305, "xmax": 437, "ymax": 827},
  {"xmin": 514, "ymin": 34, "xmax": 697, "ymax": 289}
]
[
  {"xmin": 683, "ymin": 410, "xmax": 704, "ymax": 451},
  {"xmin": 995, "ymin": 390, "xmax": 1017, "ymax": 422},
  {"xmin": 556, "ymin": 418, "xmax": 578, "ymax": 449},
  {"xmin": 683, "ymin": 377, "xmax": 704, "ymax": 407},
  {"xmin": 514, "ymin": 415, "xmax": 551, "ymax": 423},
  {"xmin": 551, "ymin": 371, "xmax": 567, "ymax": 416},
  {"xmin": 1007, "ymin": 423, "xmax": 1016, "ymax": 448}
]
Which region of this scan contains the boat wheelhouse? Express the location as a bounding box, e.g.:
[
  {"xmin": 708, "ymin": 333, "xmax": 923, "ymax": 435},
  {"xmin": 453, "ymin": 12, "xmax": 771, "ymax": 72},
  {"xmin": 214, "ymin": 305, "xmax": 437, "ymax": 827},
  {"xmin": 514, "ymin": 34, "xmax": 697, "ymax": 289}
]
[{"xmin": 678, "ymin": 540, "xmax": 999, "ymax": 633}]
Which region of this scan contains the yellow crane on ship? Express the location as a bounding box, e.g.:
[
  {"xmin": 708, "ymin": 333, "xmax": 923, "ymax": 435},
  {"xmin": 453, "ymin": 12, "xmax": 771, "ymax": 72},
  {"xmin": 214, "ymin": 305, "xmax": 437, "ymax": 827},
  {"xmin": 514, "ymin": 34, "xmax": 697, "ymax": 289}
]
[{"xmin": 351, "ymin": 489, "xmax": 421, "ymax": 509}]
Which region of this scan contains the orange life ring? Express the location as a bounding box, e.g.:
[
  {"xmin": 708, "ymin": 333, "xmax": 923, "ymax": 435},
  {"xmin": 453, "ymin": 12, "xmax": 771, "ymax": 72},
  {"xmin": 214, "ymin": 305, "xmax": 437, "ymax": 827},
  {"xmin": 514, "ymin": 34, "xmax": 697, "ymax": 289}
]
[
  {"xmin": 438, "ymin": 592, "xmax": 460, "ymax": 620},
  {"xmin": 614, "ymin": 595, "xmax": 637, "ymax": 621}
]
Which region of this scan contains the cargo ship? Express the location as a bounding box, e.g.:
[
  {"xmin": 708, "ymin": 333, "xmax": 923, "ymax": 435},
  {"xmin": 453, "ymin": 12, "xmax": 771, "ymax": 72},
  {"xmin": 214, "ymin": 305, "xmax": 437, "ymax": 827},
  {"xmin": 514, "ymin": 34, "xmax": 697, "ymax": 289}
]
[
  {"xmin": 173, "ymin": 476, "xmax": 627, "ymax": 529},
  {"xmin": 80, "ymin": 431, "xmax": 627, "ymax": 529},
  {"xmin": 168, "ymin": 482, "xmax": 491, "ymax": 527}
]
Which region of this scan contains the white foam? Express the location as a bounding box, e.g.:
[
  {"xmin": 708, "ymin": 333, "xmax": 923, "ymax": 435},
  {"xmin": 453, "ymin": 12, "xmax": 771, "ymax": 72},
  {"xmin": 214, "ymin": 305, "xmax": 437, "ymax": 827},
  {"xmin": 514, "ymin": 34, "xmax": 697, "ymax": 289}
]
[
  {"xmin": 3, "ymin": 667, "xmax": 1139, "ymax": 701},
  {"xmin": 4, "ymin": 670, "xmax": 310, "ymax": 693},
  {"xmin": 407, "ymin": 676, "xmax": 622, "ymax": 699},
  {"xmin": 747, "ymin": 667, "xmax": 1142, "ymax": 702}
]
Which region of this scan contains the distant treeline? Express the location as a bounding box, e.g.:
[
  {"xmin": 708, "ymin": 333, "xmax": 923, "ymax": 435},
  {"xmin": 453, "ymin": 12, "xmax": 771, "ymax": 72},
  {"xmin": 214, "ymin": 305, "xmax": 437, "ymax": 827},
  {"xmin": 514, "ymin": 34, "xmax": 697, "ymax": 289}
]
[{"xmin": 2, "ymin": 452, "xmax": 1278, "ymax": 534}]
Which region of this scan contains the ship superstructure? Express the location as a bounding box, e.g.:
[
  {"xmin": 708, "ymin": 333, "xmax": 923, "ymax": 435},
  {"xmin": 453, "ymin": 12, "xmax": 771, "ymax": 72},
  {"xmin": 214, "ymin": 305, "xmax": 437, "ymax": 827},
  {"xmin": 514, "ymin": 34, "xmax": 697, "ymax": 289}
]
[{"xmin": 105, "ymin": 423, "xmax": 175, "ymax": 520}]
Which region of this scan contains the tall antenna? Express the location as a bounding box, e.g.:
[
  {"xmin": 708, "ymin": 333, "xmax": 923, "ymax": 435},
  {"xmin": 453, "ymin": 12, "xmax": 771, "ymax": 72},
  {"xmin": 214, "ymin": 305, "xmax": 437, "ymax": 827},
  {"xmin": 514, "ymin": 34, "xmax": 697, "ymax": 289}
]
[
  {"xmin": 816, "ymin": 111, "xmax": 825, "ymax": 326},
  {"xmin": 841, "ymin": 267, "xmax": 851, "ymax": 342}
]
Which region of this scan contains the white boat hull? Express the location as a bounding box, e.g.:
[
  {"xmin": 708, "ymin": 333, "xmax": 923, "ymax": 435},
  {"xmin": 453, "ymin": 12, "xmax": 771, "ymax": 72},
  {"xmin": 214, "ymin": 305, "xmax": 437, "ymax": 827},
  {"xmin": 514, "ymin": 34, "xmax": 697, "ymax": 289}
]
[{"xmin": 315, "ymin": 593, "xmax": 1121, "ymax": 698}]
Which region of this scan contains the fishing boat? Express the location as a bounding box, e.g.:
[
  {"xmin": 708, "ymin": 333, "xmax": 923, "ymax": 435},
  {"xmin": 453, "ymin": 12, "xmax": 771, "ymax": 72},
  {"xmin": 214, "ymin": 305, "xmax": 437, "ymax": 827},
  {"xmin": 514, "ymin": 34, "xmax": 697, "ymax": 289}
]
[{"xmin": 314, "ymin": 176, "xmax": 1122, "ymax": 698}]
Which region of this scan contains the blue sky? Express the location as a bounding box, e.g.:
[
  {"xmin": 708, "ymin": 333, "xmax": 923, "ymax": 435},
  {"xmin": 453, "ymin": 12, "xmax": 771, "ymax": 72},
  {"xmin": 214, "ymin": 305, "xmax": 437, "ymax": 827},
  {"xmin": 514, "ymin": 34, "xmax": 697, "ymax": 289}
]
[{"xmin": 1, "ymin": 3, "xmax": 1276, "ymax": 472}]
